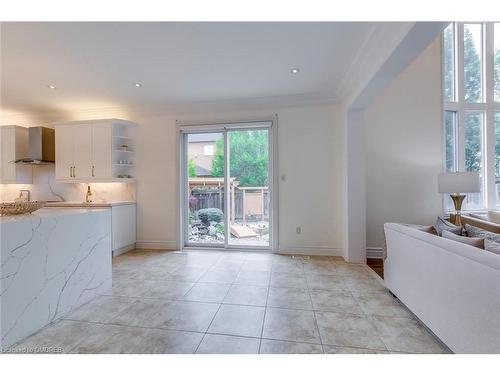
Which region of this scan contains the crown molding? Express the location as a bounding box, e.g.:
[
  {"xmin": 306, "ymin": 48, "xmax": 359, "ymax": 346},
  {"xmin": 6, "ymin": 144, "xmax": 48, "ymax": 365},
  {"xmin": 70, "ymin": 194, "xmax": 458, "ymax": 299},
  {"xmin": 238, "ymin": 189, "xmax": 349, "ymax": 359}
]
[{"xmin": 1, "ymin": 91, "xmax": 340, "ymax": 125}]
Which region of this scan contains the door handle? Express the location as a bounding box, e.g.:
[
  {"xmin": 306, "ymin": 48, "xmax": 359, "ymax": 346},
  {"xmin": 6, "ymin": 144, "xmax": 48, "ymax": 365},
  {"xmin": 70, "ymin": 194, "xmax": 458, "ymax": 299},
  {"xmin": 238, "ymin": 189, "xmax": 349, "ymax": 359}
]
[{"xmin": 92, "ymin": 165, "xmax": 95, "ymax": 177}]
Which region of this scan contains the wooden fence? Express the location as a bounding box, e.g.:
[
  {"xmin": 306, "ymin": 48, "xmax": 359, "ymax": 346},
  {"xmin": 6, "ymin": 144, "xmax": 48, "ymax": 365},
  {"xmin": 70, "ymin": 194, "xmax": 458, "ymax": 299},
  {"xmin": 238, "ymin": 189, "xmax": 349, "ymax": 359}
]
[{"xmin": 190, "ymin": 188, "xmax": 269, "ymax": 221}]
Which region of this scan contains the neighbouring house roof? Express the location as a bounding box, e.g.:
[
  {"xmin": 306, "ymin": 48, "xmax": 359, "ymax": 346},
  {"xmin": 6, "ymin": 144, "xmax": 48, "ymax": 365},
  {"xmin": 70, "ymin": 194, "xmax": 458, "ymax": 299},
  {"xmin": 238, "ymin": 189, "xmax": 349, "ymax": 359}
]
[
  {"xmin": 189, "ymin": 133, "xmax": 222, "ymax": 143},
  {"xmin": 195, "ymin": 165, "xmax": 212, "ymax": 176}
]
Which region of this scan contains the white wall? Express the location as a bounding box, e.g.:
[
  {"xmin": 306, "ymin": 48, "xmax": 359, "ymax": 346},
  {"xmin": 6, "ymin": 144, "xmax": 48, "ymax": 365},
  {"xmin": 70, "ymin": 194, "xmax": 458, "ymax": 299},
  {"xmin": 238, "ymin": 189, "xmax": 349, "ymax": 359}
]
[
  {"xmin": 364, "ymin": 39, "xmax": 443, "ymax": 250},
  {"xmin": 133, "ymin": 104, "xmax": 346, "ymax": 255},
  {"xmin": 1, "ymin": 102, "xmax": 347, "ymax": 256}
]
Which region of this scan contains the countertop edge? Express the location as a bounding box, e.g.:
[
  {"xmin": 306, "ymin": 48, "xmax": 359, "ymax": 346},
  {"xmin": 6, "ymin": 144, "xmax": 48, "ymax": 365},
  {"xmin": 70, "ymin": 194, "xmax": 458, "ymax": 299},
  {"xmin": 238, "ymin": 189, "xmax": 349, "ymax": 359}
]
[{"xmin": 45, "ymin": 201, "xmax": 136, "ymax": 208}]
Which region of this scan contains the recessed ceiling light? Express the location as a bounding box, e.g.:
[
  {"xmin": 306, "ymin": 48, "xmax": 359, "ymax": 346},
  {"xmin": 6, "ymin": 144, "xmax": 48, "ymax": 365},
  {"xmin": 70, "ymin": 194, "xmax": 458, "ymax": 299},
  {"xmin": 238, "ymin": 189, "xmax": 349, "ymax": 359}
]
[
  {"xmin": 133, "ymin": 82, "xmax": 142, "ymax": 88},
  {"xmin": 290, "ymin": 68, "xmax": 300, "ymax": 74},
  {"xmin": 47, "ymin": 84, "xmax": 56, "ymax": 89}
]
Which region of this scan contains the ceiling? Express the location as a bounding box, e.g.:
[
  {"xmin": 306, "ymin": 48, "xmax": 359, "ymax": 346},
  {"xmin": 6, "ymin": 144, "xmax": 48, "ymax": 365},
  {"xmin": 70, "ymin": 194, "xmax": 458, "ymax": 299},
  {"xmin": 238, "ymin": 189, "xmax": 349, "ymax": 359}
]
[{"xmin": 1, "ymin": 22, "xmax": 399, "ymax": 116}]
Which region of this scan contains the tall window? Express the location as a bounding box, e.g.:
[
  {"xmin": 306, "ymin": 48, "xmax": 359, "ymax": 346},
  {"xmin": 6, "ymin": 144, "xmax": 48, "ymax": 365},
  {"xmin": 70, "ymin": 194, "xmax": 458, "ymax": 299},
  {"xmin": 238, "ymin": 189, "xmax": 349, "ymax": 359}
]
[{"xmin": 443, "ymin": 23, "xmax": 500, "ymax": 210}]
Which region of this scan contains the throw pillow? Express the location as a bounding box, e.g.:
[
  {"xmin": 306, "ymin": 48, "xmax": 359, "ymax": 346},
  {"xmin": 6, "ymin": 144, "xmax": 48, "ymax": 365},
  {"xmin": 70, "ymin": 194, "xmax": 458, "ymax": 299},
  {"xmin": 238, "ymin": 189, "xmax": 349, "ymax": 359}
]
[
  {"xmin": 441, "ymin": 230, "xmax": 484, "ymax": 249},
  {"xmin": 484, "ymin": 239, "xmax": 500, "ymax": 255},
  {"xmin": 435, "ymin": 217, "xmax": 462, "ymax": 236},
  {"xmin": 465, "ymin": 224, "xmax": 500, "ymax": 243}
]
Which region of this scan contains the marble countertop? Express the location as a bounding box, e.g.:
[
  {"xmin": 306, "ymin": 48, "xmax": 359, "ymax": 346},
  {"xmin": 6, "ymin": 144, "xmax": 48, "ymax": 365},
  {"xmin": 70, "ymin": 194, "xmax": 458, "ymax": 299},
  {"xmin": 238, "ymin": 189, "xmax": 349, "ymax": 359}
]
[
  {"xmin": 0, "ymin": 207, "xmax": 109, "ymax": 224},
  {"xmin": 45, "ymin": 201, "xmax": 135, "ymax": 208}
]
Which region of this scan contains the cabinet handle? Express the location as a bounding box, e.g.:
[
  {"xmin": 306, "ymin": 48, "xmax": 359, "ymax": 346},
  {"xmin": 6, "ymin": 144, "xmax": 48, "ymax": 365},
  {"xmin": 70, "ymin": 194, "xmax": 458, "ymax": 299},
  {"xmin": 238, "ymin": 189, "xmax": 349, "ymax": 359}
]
[
  {"xmin": 69, "ymin": 166, "xmax": 72, "ymax": 177},
  {"xmin": 73, "ymin": 166, "xmax": 76, "ymax": 178},
  {"xmin": 92, "ymin": 165, "xmax": 95, "ymax": 177}
]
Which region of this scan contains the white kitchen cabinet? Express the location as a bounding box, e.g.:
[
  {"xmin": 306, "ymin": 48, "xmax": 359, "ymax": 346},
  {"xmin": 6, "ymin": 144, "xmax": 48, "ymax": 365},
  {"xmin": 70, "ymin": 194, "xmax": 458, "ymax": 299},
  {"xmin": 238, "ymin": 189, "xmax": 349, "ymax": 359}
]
[
  {"xmin": 91, "ymin": 123, "xmax": 112, "ymax": 178},
  {"xmin": 111, "ymin": 203, "xmax": 137, "ymax": 256},
  {"xmin": 54, "ymin": 125, "xmax": 74, "ymax": 180},
  {"xmin": 55, "ymin": 119, "xmax": 136, "ymax": 182},
  {"xmin": 0, "ymin": 126, "xmax": 32, "ymax": 184},
  {"xmin": 73, "ymin": 125, "xmax": 93, "ymax": 180}
]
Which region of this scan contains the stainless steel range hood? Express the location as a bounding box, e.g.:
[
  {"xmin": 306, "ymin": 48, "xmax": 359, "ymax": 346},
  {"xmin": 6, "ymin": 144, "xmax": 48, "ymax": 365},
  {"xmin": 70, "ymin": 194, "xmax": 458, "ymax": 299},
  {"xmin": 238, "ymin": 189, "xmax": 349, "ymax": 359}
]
[{"xmin": 13, "ymin": 127, "xmax": 55, "ymax": 165}]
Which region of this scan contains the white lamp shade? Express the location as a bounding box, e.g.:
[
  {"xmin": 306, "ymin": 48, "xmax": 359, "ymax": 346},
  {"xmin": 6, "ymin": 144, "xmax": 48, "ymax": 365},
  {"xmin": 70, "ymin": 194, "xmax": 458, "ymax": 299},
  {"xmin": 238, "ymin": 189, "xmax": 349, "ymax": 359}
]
[{"xmin": 438, "ymin": 172, "xmax": 480, "ymax": 193}]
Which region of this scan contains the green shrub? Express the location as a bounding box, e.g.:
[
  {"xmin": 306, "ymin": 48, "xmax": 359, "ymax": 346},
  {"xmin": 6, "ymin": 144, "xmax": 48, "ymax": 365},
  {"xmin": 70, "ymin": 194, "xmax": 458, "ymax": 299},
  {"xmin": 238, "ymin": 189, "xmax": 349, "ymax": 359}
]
[
  {"xmin": 215, "ymin": 223, "xmax": 225, "ymax": 235},
  {"xmin": 196, "ymin": 208, "xmax": 223, "ymax": 224}
]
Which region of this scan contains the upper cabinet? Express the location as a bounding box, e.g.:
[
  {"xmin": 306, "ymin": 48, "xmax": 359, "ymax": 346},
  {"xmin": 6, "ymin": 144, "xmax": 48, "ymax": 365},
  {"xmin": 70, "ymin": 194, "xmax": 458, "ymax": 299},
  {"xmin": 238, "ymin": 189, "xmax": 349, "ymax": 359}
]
[
  {"xmin": 0, "ymin": 126, "xmax": 32, "ymax": 184},
  {"xmin": 55, "ymin": 119, "xmax": 136, "ymax": 183}
]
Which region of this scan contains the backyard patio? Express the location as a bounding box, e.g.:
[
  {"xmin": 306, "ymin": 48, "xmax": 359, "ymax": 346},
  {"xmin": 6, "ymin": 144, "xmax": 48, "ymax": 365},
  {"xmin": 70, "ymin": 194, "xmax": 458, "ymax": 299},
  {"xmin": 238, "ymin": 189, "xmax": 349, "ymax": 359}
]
[{"xmin": 188, "ymin": 177, "xmax": 270, "ymax": 247}]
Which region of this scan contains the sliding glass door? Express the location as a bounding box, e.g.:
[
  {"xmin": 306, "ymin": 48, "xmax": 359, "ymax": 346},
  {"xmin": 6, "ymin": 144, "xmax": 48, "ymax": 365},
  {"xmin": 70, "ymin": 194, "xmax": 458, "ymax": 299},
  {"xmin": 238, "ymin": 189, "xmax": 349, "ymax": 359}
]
[
  {"xmin": 185, "ymin": 132, "xmax": 226, "ymax": 246},
  {"xmin": 227, "ymin": 129, "xmax": 270, "ymax": 247},
  {"xmin": 181, "ymin": 122, "xmax": 272, "ymax": 250}
]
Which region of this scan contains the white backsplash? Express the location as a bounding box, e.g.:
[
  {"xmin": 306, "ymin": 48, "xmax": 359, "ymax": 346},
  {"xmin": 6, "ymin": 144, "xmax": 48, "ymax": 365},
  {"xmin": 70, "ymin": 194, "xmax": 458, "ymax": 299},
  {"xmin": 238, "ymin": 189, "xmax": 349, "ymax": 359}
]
[{"xmin": 0, "ymin": 165, "xmax": 135, "ymax": 203}]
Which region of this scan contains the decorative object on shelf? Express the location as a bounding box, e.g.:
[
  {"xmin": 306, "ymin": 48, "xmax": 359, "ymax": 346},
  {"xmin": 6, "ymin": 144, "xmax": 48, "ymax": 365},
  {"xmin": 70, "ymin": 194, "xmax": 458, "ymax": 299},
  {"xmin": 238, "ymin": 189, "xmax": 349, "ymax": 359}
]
[
  {"xmin": 120, "ymin": 144, "xmax": 129, "ymax": 151},
  {"xmin": 14, "ymin": 190, "xmax": 31, "ymax": 202},
  {"xmin": 117, "ymin": 174, "xmax": 132, "ymax": 179},
  {"xmin": 85, "ymin": 185, "xmax": 93, "ymax": 203},
  {"xmin": 0, "ymin": 201, "xmax": 46, "ymax": 216},
  {"xmin": 438, "ymin": 171, "xmax": 480, "ymax": 226}
]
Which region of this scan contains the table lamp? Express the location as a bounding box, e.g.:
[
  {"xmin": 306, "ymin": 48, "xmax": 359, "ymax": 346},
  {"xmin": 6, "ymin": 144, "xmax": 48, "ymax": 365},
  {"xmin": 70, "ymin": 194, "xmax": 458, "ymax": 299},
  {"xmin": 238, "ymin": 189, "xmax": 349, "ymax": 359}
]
[{"xmin": 438, "ymin": 172, "xmax": 480, "ymax": 226}]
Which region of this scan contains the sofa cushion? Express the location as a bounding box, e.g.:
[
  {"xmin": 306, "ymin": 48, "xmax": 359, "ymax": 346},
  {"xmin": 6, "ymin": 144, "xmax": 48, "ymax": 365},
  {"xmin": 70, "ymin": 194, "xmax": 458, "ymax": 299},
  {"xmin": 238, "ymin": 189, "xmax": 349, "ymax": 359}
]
[
  {"xmin": 484, "ymin": 239, "xmax": 500, "ymax": 255},
  {"xmin": 465, "ymin": 224, "xmax": 500, "ymax": 243},
  {"xmin": 435, "ymin": 217, "xmax": 462, "ymax": 236},
  {"xmin": 442, "ymin": 230, "xmax": 484, "ymax": 249}
]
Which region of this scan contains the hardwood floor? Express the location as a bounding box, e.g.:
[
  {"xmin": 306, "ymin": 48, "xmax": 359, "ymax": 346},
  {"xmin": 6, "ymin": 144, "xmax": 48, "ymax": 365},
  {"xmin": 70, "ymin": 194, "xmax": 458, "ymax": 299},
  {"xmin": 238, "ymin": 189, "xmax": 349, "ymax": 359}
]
[{"xmin": 367, "ymin": 258, "xmax": 384, "ymax": 279}]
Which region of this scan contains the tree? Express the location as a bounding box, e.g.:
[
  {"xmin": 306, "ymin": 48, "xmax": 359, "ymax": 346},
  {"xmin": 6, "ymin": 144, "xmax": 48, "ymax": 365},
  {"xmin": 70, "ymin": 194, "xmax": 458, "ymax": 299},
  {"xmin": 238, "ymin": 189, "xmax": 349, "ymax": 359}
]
[
  {"xmin": 463, "ymin": 27, "xmax": 482, "ymax": 175},
  {"xmin": 443, "ymin": 25, "xmax": 454, "ymax": 101},
  {"xmin": 188, "ymin": 158, "xmax": 196, "ymax": 177},
  {"xmin": 211, "ymin": 130, "xmax": 269, "ymax": 187},
  {"xmin": 464, "ymin": 27, "xmax": 482, "ymax": 103}
]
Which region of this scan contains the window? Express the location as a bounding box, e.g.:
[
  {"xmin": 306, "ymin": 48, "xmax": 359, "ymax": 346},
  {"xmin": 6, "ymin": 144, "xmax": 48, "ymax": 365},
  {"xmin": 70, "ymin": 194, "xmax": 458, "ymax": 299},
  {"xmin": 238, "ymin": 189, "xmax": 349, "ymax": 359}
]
[
  {"xmin": 495, "ymin": 23, "xmax": 500, "ymax": 102},
  {"xmin": 443, "ymin": 23, "xmax": 500, "ymax": 210},
  {"xmin": 443, "ymin": 24, "xmax": 456, "ymax": 102},
  {"xmin": 463, "ymin": 24, "xmax": 483, "ymax": 103},
  {"xmin": 203, "ymin": 144, "xmax": 214, "ymax": 156},
  {"xmin": 444, "ymin": 111, "xmax": 457, "ymax": 172},
  {"xmin": 464, "ymin": 111, "xmax": 484, "ymax": 208},
  {"xmin": 495, "ymin": 113, "xmax": 500, "ymax": 201}
]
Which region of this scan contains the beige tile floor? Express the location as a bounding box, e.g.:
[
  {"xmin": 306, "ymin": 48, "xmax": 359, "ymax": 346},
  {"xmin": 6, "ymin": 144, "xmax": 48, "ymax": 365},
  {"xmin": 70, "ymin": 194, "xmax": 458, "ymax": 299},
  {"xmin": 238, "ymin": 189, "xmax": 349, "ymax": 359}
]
[{"xmin": 10, "ymin": 249, "xmax": 450, "ymax": 354}]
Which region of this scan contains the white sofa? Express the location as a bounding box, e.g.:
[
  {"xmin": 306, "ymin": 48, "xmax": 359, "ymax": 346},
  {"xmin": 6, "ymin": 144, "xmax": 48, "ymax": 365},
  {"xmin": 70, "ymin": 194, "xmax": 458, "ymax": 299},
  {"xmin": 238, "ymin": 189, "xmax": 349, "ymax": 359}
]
[{"xmin": 384, "ymin": 223, "xmax": 500, "ymax": 354}]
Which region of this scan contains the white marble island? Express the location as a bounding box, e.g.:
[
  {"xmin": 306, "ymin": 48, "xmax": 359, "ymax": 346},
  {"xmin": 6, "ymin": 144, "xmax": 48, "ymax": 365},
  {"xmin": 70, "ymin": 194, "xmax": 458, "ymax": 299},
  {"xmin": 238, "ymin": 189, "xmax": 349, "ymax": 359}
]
[{"xmin": 0, "ymin": 208, "xmax": 112, "ymax": 350}]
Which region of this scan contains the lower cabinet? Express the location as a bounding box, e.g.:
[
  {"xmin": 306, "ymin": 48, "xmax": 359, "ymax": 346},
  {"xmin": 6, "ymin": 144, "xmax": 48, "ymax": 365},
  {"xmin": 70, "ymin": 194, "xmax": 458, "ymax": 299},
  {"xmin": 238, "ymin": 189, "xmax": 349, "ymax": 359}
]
[{"xmin": 111, "ymin": 203, "xmax": 137, "ymax": 256}]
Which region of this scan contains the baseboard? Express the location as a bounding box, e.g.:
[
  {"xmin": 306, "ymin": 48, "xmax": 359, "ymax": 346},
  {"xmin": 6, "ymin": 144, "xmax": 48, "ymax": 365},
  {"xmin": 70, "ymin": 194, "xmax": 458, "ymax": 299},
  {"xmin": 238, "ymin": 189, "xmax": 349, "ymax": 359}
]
[
  {"xmin": 367, "ymin": 247, "xmax": 384, "ymax": 259},
  {"xmin": 278, "ymin": 245, "xmax": 343, "ymax": 257},
  {"xmin": 112, "ymin": 244, "xmax": 136, "ymax": 257},
  {"xmin": 134, "ymin": 241, "xmax": 343, "ymax": 257},
  {"xmin": 135, "ymin": 240, "xmax": 178, "ymax": 250}
]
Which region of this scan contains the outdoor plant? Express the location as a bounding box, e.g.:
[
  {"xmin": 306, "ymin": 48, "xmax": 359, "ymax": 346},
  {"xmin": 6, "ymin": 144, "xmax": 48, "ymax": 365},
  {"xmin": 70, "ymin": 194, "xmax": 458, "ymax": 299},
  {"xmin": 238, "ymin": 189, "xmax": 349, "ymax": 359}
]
[
  {"xmin": 215, "ymin": 223, "xmax": 225, "ymax": 235},
  {"xmin": 196, "ymin": 208, "xmax": 223, "ymax": 225}
]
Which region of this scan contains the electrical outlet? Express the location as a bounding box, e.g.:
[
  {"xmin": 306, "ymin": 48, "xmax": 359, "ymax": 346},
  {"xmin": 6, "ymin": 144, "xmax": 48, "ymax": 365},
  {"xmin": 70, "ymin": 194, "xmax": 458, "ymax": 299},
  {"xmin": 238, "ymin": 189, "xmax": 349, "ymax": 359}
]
[{"xmin": 296, "ymin": 226, "xmax": 301, "ymax": 234}]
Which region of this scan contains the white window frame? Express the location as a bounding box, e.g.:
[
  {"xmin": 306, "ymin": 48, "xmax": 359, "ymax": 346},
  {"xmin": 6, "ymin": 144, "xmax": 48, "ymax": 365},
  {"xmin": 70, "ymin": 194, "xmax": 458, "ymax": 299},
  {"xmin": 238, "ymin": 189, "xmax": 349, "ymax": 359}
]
[
  {"xmin": 443, "ymin": 22, "xmax": 500, "ymax": 211},
  {"xmin": 177, "ymin": 118, "xmax": 279, "ymax": 252}
]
